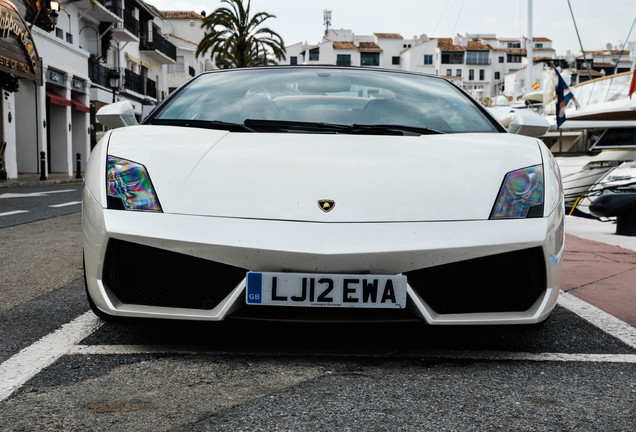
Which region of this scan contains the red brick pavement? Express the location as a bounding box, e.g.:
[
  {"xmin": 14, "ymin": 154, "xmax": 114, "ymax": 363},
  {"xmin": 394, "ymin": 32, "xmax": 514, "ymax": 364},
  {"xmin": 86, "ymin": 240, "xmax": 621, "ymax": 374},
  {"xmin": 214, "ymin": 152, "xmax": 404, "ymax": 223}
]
[{"xmin": 562, "ymin": 234, "xmax": 636, "ymax": 326}]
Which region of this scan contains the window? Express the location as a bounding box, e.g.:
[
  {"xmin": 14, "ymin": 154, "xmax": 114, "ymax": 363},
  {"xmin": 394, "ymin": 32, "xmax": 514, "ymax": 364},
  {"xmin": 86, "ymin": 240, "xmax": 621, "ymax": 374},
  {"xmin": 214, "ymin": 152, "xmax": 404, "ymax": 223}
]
[
  {"xmin": 446, "ymin": 69, "xmax": 452, "ymax": 76},
  {"xmin": 189, "ymin": 21, "xmax": 195, "ymax": 28},
  {"xmin": 66, "ymin": 32, "xmax": 73, "ymax": 44},
  {"xmin": 309, "ymin": 47, "xmax": 319, "ymax": 61},
  {"xmin": 360, "ymin": 52, "xmax": 379, "ymax": 66},
  {"xmin": 176, "ymin": 55, "xmax": 185, "ymax": 73},
  {"xmin": 535, "ymin": 43, "xmax": 543, "ymax": 48},
  {"xmin": 290, "ymin": 56, "xmax": 297, "ymax": 65},
  {"xmin": 466, "ymin": 51, "xmax": 489, "ymax": 65},
  {"xmin": 392, "ymin": 56, "xmax": 400, "ymax": 65},
  {"xmin": 456, "ymin": 69, "xmax": 462, "ymax": 77},
  {"xmin": 494, "ymin": 71, "xmax": 500, "ymax": 80},
  {"xmin": 441, "ymin": 52, "xmax": 464, "ymax": 64},
  {"xmin": 498, "ymin": 56, "xmax": 504, "ymax": 63},
  {"xmin": 424, "ymin": 54, "xmax": 433, "ymax": 64},
  {"xmin": 55, "ymin": 28, "xmax": 63, "ymax": 39},
  {"xmin": 336, "ymin": 54, "xmax": 351, "ymax": 66},
  {"xmin": 469, "ymin": 69, "xmax": 474, "ymax": 80},
  {"xmin": 507, "ymin": 54, "xmax": 524, "ymax": 63},
  {"xmin": 479, "ymin": 69, "xmax": 485, "ymax": 80},
  {"xmin": 507, "ymin": 42, "xmax": 521, "ymax": 48}
]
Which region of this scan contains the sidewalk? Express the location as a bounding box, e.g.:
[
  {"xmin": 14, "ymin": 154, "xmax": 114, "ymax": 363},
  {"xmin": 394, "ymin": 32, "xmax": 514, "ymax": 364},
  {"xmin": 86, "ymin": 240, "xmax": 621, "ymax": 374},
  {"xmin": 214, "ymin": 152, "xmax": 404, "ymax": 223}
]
[
  {"xmin": 0, "ymin": 173, "xmax": 83, "ymax": 189},
  {"xmin": 562, "ymin": 216, "xmax": 636, "ymax": 327}
]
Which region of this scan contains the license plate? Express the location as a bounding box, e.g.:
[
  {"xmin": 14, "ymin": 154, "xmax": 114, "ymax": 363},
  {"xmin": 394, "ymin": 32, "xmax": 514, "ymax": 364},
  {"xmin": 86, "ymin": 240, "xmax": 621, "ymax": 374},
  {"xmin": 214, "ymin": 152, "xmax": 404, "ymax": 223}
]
[{"xmin": 246, "ymin": 272, "xmax": 407, "ymax": 308}]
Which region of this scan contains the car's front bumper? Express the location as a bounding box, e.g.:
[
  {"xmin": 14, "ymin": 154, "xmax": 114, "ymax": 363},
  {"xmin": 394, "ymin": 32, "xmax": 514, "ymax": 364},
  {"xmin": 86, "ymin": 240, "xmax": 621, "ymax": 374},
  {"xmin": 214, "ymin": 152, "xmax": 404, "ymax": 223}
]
[{"xmin": 83, "ymin": 188, "xmax": 563, "ymax": 325}]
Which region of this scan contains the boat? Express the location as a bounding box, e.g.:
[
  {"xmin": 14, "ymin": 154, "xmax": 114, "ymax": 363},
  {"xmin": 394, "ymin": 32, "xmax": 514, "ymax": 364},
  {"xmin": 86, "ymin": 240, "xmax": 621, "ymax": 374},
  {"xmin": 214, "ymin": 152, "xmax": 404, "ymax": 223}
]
[{"xmin": 542, "ymin": 71, "xmax": 636, "ymax": 153}]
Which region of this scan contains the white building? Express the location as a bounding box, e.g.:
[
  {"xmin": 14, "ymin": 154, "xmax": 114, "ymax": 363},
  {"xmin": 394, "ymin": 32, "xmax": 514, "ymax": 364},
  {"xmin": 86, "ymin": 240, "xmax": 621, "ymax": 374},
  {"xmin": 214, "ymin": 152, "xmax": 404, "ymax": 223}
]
[
  {"xmin": 0, "ymin": 0, "xmax": 178, "ymax": 180},
  {"xmin": 282, "ymin": 31, "xmax": 557, "ymax": 105},
  {"xmin": 162, "ymin": 11, "xmax": 214, "ymax": 93},
  {"xmin": 6, "ymin": 0, "xmax": 100, "ymax": 179}
]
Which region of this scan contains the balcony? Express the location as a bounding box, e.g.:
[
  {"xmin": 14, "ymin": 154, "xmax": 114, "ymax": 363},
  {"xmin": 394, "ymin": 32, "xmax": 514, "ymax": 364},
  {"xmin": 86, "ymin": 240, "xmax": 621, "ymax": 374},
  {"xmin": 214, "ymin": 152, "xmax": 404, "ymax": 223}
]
[
  {"xmin": 123, "ymin": 69, "xmax": 157, "ymax": 100},
  {"xmin": 75, "ymin": 0, "xmax": 120, "ymax": 23},
  {"xmin": 111, "ymin": 8, "xmax": 140, "ymax": 42},
  {"xmin": 89, "ymin": 58, "xmax": 116, "ymax": 89},
  {"xmin": 466, "ymin": 59, "xmax": 491, "ymax": 65},
  {"xmin": 140, "ymin": 28, "xmax": 177, "ymax": 64}
]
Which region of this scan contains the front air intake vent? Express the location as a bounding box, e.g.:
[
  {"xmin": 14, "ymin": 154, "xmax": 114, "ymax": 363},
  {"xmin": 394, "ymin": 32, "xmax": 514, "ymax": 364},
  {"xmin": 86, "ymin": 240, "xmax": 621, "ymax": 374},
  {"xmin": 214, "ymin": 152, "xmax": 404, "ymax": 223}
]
[
  {"xmin": 103, "ymin": 239, "xmax": 247, "ymax": 309},
  {"xmin": 406, "ymin": 247, "xmax": 546, "ymax": 314}
]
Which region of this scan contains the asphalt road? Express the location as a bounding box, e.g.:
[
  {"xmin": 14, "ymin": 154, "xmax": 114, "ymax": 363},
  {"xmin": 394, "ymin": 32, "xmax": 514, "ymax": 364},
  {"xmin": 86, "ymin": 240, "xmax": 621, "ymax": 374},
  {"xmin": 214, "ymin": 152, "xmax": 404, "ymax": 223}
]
[
  {"xmin": 0, "ymin": 185, "xmax": 634, "ymax": 431},
  {"xmin": 0, "ymin": 183, "xmax": 83, "ymax": 228}
]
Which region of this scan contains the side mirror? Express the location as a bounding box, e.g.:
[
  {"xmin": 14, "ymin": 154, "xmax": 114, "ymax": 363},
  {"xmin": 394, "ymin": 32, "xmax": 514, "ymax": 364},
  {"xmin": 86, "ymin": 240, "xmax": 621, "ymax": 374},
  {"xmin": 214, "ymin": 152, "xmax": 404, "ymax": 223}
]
[
  {"xmin": 96, "ymin": 101, "xmax": 139, "ymax": 130},
  {"xmin": 506, "ymin": 110, "xmax": 550, "ymax": 137},
  {"xmin": 488, "ymin": 107, "xmax": 549, "ymax": 138}
]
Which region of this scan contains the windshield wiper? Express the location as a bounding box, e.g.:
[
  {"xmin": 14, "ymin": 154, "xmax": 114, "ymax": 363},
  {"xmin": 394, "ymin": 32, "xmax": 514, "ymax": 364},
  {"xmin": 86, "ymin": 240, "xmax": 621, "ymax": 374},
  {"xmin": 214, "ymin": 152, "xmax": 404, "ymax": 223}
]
[
  {"xmin": 243, "ymin": 119, "xmax": 444, "ymax": 136},
  {"xmin": 351, "ymin": 124, "xmax": 444, "ymax": 135},
  {"xmin": 148, "ymin": 118, "xmax": 256, "ymax": 132},
  {"xmin": 244, "ymin": 119, "xmax": 351, "ymax": 133}
]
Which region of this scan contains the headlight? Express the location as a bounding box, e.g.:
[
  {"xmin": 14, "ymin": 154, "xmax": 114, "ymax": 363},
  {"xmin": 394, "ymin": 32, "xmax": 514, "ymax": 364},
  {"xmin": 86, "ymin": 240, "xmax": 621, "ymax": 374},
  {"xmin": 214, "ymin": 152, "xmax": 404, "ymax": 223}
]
[
  {"xmin": 490, "ymin": 165, "xmax": 544, "ymax": 219},
  {"xmin": 106, "ymin": 156, "xmax": 162, "ymax": 212}
]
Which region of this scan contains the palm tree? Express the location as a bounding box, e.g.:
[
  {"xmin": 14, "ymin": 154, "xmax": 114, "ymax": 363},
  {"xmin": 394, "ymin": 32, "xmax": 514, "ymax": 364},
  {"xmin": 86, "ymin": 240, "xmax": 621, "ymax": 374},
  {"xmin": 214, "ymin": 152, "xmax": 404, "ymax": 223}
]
[{"xmin": 196, "ymin": 0, "xmax": 285, "ymax": 68}]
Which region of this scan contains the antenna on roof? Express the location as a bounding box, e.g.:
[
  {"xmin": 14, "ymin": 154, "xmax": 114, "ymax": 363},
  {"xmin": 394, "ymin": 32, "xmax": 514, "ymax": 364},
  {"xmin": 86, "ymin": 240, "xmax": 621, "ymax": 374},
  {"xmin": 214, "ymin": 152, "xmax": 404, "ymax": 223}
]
[{"xmin": 323, "ymin": 10, "xmax": 332, "ymax": 35}]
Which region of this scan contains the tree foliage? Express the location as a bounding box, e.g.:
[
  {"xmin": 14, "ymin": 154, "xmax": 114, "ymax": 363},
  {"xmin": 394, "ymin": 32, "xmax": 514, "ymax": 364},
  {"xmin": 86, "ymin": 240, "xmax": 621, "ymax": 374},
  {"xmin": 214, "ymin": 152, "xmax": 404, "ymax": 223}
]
[{"xmin": 195, "ymin": 0, "xmax": 286, "ymax": 68}]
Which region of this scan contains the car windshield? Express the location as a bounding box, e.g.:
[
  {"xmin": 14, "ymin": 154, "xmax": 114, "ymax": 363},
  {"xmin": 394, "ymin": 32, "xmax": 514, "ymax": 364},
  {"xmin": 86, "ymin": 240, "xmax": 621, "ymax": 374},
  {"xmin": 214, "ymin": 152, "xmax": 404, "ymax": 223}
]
[{"xmin": 150, "ymin": 67, "xmax": 500, "ymax": 134}]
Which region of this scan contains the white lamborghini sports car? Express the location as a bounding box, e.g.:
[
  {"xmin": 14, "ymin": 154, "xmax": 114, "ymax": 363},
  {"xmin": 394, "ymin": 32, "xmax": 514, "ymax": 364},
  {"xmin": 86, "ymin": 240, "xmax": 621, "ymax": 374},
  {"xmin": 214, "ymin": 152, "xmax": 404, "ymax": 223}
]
[{"xmin": 83, "ymin": 66, "xmax": 564, "ymax": 325}]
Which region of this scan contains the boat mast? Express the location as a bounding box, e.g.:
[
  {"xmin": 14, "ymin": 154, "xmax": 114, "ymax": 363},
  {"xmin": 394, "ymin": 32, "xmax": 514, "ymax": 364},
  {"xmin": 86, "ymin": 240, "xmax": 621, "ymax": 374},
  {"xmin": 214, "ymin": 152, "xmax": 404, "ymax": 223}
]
[
  {"xmin": 613, "ymin": 16, "xmax": 636, "ymax": 74},
  {"xmin": 567, "ymin": 0, "xmax": 592, "ymax": 80},
  {"xmin": 527, "ymin": 0, "xmax": 533, "ymax": 93}
]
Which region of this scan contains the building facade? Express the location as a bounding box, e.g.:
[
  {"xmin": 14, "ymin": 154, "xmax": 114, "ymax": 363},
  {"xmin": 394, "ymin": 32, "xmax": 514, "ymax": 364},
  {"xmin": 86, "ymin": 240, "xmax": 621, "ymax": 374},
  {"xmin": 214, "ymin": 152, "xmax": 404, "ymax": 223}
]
[
  {"xmin": 1, "ymin": 0, "xmax": 179, "ymax": 180},
  {"xmin": 281, "ymin": 30, "xmax": 557, "ymax": 104},
  {"xmin": 162, "ymin": 11, "xmax": 213, "ymax": 93}
]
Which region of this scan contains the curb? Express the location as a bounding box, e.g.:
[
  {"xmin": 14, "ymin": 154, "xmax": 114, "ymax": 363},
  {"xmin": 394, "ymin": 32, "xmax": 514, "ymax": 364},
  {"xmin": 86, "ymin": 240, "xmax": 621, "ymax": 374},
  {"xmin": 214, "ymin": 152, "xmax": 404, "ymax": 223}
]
[{"xmin": 0, "ymin": 178, "xmax": 83, "ymax": 189}]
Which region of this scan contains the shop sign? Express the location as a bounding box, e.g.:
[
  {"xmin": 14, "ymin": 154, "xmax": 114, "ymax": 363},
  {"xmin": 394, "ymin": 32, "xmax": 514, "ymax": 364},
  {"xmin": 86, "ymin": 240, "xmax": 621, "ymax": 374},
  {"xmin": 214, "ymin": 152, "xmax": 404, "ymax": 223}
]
[
  {"xmin": 71, "ymin": 77, "xmax": 86, "ymax": 93},
  {"xmin": 46, "ymin": 69, "xmax": 65, "ymax": 87},
  {"xmin": 0, "ymin": 0, "xmax": 42, "ymax": 84}
]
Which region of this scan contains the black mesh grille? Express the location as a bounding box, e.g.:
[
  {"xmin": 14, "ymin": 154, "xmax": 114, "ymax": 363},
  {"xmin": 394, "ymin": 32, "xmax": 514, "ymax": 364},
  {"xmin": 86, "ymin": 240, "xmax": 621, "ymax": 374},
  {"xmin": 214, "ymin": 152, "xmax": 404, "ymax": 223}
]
[
  {"xmin": 405, "ymin": 247, "xmax": 546, "ymax": 314},
  {"xmin": 103, "ymin": 239, "xmax": 247, "ymax": 309}
]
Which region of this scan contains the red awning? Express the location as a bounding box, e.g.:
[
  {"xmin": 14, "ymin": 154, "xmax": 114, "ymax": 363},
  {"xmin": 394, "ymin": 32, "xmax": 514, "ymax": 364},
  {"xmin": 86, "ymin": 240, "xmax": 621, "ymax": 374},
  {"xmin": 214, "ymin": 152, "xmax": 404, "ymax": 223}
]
[
  {"xmin": 71, "ymin": 95, "xmax": 90, "ymax": 113},
  {"xmin": 46, "ymin": 90, "xmax": 72, "ymax": 107}
]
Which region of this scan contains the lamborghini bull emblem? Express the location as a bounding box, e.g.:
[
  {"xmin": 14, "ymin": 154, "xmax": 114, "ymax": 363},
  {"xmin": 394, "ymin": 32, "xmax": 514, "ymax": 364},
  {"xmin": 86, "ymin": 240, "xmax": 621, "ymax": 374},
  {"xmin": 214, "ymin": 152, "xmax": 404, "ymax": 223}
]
[{"xmin": 318, "ymin": 199, "xmax": 335, "ymax": 213}]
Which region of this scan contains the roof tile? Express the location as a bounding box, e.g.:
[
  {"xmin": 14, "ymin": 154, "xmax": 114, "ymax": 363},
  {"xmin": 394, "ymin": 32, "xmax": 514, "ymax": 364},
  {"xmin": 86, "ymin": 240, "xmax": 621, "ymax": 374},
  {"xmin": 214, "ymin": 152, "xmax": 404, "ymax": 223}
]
[{"xmin": 162, "ymin": 11, "xmax": 205, "ymax": 19}]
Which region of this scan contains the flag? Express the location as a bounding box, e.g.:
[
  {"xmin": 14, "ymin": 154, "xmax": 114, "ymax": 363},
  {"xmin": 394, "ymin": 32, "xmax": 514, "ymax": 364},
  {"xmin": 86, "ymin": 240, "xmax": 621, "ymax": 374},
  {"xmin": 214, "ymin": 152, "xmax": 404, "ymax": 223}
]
[
  {"xmin": 532, "ymin": 82, "xmax": 540, "ymax": 90},
  {"xmin": 554, "ymin": 68, "xmax": 573, "ymax": 129},
  {"xmin": 629, "ymin": 70, "xmax": 636, "ymax": 99}
]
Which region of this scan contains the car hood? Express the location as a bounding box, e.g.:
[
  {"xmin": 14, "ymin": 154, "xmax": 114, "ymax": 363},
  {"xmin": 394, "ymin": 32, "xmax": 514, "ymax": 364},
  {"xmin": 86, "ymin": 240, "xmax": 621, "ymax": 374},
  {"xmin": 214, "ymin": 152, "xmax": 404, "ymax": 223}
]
[{"xmin": 107, "ymin": 125, "xmax": 542, "ymax": 222}]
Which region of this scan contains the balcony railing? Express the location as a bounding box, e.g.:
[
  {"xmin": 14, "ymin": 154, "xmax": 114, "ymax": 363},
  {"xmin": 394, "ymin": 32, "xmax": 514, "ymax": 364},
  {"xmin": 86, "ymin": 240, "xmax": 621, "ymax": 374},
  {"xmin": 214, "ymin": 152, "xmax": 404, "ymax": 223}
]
[
  {"xmin": 122, "ymin": 9, "xmax": 140, "ymax": 37},
  {"xmin": 123, "ymin": 69, "xmax": 157, "ymax": 99},
  {"xmin": 140, "ymin": 28, "xmax": 177, "ymax": 61},
  {"xmin": 145, "ymin": 77, "xmax": 157, "ymax": 99},
  {"xmin": 466, "ymin": 59, "xmax": 491, "ymax": 65},
  {"xmin": 89, "ymin": 58, "xmax": 115, "ymax": 88}
]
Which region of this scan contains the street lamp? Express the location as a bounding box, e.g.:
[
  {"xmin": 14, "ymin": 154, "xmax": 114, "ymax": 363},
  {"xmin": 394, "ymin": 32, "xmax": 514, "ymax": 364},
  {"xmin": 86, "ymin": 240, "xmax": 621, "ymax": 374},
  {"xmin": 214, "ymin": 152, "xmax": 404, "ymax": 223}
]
[
  {"xmin": 49, "ymin": 1, "xmax": 60, "ymax": 27},
  {"xmin": 109, "ymin": 69, "xmax": 121, "ymax": 103}
]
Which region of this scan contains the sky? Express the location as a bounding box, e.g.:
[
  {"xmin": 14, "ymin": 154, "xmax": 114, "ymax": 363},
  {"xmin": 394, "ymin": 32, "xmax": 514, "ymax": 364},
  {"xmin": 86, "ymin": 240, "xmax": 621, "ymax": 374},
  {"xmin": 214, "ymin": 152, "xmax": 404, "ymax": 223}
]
[{"xmin": 146, "ymin": 0, "xmax": 636, "ymax": 57}]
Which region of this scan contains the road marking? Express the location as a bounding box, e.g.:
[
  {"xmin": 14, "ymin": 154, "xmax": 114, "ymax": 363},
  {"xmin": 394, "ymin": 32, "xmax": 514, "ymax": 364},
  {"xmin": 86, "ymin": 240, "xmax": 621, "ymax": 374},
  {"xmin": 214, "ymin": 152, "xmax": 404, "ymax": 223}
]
[
  {"xmin": 49, "ymin": 201, "xmax": 81, "ymax": 208},
  {"xmin": 0, "ymin": 189, "xmax": 76, "ymax": 199},
  {"xmin": 0, "ymin": 210, "xmax": 29, "ymax": 217},
  {"xmin": 70, "ymin": 345, "xmax": 636, "ymax": 363},
  {"xmin": 558, "ymin": 291, "xmax": 636, "ymax": 349},
  {"xmin": 1, "ymin": 292, "xmax": 633, "ymax": 403},
  {"xmin": 0, "ymin": 312, "xmax": 103, "ymax": 402}
]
